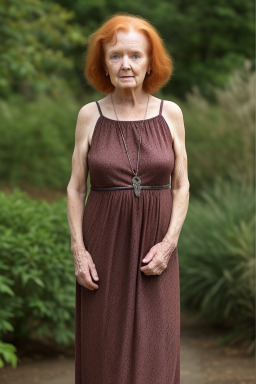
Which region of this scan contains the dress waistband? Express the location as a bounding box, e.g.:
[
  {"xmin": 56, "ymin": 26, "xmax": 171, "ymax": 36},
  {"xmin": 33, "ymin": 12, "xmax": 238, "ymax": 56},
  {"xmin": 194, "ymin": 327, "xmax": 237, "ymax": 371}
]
[{"xmin": 90, "ymin": 183, "xmax": 171, "ymax": 191}]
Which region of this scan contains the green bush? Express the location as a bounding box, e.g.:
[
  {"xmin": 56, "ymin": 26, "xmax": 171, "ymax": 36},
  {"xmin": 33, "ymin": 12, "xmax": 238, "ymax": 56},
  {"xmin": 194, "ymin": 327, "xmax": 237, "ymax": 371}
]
[
  {"xmin": 0, "ymin": 93, "xmax": 84, "ymax": 189},
  {"xmin": 0, "ymin": 188, "xmax": 75, "ymax": 367},
  {"xmin": 179, "ymin": 176, "xmax": 255, "ymax": 354}
]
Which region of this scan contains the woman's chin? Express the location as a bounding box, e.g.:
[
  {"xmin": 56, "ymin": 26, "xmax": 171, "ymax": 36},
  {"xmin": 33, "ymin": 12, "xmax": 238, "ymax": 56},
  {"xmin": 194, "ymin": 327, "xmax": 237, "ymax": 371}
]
[{"xmin": 115, "ymin": 82, "xmax": 141, "ymax": 90}]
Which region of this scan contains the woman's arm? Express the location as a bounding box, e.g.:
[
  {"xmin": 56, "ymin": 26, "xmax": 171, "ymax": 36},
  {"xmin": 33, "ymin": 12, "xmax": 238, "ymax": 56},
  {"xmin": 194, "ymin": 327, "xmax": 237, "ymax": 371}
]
[
  {"xmin": 162, "ymin": 102, "xmax": 190, "ymax": 247},
  {"xmin": 140, "ymin": 101, "xmax": 190, "ymax": 276},
  {"xmin": 66, "ymin": 103, "xmax": 100, "ymax": 290},
  {"xmin": 67, "ymin": 106, "xmax": 90, "ymax": 252}
]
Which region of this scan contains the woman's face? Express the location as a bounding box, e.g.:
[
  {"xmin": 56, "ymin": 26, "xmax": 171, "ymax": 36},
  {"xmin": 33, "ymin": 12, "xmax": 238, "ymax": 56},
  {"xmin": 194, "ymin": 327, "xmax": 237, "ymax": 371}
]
[{"xmin": 103, "ymin": 29, "xmax": 151, "ymax": 92}]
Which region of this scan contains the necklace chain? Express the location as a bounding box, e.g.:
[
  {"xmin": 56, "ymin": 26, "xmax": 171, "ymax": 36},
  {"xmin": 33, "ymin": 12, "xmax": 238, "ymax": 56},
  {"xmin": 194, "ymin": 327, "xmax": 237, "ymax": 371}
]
[{"xmin": 111, "ymin": 92, "xmax": 150, "ymax": 177}]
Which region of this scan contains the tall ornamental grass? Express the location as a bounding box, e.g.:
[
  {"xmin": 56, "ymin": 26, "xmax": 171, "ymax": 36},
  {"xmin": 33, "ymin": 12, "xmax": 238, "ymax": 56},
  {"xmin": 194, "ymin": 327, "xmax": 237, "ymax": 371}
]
[
  {"xmin": 179, "ymin": 175, "xmax": 255, "ymax": 354},
  {"xmin": 184, "ymin": 59, "xmax": 254, "ymax": 192}
]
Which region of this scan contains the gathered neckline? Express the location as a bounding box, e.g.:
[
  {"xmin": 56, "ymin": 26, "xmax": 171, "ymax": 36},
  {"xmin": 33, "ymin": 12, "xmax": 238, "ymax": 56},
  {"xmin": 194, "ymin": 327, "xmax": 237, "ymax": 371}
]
[
  {"xmin": 89, "ymin": 114, "xmax": 173, "ymax": 149},
  {"xmin": 100, "ymin": 114, "xmax": 162, "ymax": 123}
]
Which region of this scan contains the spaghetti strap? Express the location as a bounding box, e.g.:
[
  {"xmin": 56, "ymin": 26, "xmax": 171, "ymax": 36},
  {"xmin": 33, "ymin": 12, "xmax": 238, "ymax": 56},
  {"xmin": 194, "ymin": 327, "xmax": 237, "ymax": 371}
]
[
  {"xmin": 159, "ymin": 99, "xmax": 164, "ymax": 116},
  {"xmin": 96, "ymin": 101, "xmax": 103, "ymax": 116}
]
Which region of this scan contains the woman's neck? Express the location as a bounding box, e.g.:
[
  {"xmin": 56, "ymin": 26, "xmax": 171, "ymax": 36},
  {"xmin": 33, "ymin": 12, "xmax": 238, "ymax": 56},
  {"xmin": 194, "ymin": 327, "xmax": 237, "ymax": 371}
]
[{"xmin": 110, "ymin": 88, "xmax": 150, "ymax": 108}]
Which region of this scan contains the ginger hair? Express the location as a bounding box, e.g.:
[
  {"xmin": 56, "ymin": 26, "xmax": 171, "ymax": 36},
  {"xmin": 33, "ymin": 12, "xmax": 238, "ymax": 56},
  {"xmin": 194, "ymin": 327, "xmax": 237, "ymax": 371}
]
[{"xmin": 84, "ymin": 13, "xmax": 173, "ymax": 94}]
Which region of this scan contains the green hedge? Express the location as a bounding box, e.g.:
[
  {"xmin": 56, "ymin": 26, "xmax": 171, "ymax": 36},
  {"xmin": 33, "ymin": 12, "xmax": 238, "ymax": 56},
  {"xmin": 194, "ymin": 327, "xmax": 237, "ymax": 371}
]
[{"xmin": 0, "ymin": 93, "xmax": 83, "ymax": 189}]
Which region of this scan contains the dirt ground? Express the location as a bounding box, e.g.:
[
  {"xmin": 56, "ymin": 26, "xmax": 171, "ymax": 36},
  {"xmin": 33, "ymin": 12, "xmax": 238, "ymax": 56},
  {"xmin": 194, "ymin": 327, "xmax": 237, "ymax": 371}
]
[{"xmin": 0, "ymin": 314, "xmax": 254, "ymax": 384}]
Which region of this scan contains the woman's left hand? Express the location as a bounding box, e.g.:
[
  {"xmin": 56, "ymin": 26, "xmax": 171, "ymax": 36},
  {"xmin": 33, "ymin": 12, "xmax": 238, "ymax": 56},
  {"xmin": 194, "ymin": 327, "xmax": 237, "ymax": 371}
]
[{"xmin": 140, "ymin": 240, "xmax": 176, "ymax": 276}]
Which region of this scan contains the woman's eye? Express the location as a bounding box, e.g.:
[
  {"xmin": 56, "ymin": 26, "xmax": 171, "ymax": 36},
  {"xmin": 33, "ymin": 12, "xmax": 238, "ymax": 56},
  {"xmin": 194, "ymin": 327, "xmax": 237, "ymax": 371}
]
[
  {"xmin": 111, "ymin": 55, "xmax": 119, "ymax": 59},
  {"xmin": 133, "ymin": 54, "xmax": 140, "ymax": 59}
]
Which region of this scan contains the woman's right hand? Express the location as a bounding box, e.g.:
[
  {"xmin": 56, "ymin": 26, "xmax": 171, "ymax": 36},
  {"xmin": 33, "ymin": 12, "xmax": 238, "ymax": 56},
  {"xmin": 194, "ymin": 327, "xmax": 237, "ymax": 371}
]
[{"xmin": 72, "ymin": 246, "xmax": 99, "ymax": 290}]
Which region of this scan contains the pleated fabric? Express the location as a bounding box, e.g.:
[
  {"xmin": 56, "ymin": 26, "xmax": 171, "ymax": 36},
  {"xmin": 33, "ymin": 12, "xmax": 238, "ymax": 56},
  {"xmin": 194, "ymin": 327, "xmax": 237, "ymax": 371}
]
[{"xmin": 75, "ymin": 99, "xmax": 180, "ymax": 384}]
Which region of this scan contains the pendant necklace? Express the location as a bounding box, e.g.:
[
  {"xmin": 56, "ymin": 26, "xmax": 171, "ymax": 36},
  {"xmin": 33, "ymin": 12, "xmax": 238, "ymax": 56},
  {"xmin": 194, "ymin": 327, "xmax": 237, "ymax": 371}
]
[{"xmin": 111, "ymin": 92, "xmax": 150, "ymax": 198}]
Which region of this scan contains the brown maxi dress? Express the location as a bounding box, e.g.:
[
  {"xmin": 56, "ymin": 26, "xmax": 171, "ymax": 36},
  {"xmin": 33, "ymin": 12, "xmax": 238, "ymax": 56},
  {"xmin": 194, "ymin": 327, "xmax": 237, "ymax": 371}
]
[{"xmin": 75, "ymin": 99, "xmax": 180, "ymax": 384}]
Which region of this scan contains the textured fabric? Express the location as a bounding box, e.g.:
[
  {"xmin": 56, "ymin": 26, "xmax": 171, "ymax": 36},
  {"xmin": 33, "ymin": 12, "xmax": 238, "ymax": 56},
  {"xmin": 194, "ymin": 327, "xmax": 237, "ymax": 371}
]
[{"xmin": 75, "ymin": 99, "xmax": 180, "ymax": 384}]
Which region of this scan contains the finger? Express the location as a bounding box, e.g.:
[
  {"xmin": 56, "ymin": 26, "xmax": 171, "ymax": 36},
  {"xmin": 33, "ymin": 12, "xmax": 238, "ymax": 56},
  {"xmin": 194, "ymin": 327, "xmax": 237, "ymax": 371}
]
[
  {"xmin": 141, "ymin": 258, "xmax": 161, "ymax": 275},
  {"xmin": 77, "ymin": 275, "xmax": 96, "ymax": 290},
  {"xmin": 83, "ymin": 269, "xmax": 99, "ymax": 290},
  {"xmin": 90, "ymin": 261, "xmax": 99, "ymax": 282},
  {"xmin": 141, "ymin": 268, "xmax": 152, "ymax": 275},
  {"xmin": 140, "ymin": 264, "xmax": 155, "ymax": 275},
  {"xmin": 155, "ymin": 267, "xmax": 163, "ymax": 275},
  {"xmin": 147, "ymin": 258, "xmax": 158, "ymax": 270},
  {"xmin": 142, "ymin": 248, "xmax": 156, "ymax": 263},
  {"xmin": 144, "ymin": 267, "xmax": 162, "ymax": 276},
  {"xmin": 77, "ymin": 276, "xmax": 93, "ymax": 289}
]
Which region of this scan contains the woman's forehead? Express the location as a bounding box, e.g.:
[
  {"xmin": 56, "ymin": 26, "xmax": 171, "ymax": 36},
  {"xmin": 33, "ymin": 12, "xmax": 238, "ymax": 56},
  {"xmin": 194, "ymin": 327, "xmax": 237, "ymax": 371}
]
[{"xmin": 105, "ymin": 29, "xmax": 149, "ymax": 50}]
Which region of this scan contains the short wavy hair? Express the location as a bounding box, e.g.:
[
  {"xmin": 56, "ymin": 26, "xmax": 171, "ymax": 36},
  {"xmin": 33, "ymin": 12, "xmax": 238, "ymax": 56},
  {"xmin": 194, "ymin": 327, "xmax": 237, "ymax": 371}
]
[{"xmin": 84, "ymin": 13, "xmax": 173, "ymax": 94}]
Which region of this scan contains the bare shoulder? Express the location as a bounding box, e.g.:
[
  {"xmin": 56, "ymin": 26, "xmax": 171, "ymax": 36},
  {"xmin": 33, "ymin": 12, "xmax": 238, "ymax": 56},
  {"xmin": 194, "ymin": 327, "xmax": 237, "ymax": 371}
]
[
  {"xmin": 164, "ymin": 100, "xmax": 183, "ymax": 118},
  {"xmin": 67, "ymin": 101, "xmax": 101, "ymax": 192},
  {"xmin": 162, "ymin": 99, "xmax": 185, "ymax": 143},
  {"xmin": 75, "ymin": 101, "xmax": 101, "ymax": 146}
]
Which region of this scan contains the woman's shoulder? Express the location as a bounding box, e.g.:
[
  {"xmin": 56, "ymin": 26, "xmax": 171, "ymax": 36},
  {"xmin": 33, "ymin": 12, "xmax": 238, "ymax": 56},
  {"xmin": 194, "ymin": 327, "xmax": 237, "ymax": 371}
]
[
  {"xmin": 78, "ymin": 96, "xmax": 109, "ymax": 119},
  {"xmin": 75, "ymin": 101, "xmax": 102, "ymax": 147},
  {"xmin": 162, "ymin": 99, "xmax": 183, "ymax": 116},
  {"xmin": 149, "ymin": 95, "xmax": 182, "ymax": 116},
  {"xmin": 162, "ymin": 99, "xmax": 184, "ymax": 128},
  {"xmin": 77, "ymin": 100, "xmax": 100, "ymax": 120},
  {"xmin": 161, "ymin": 99, "xmax": 184, "ymax": 143}
]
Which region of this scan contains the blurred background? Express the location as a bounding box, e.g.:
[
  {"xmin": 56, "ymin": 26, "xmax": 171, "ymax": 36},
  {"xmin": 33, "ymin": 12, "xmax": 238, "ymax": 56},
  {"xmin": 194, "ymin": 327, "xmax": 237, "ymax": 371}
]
[{"xmin": 0, "ymin": 0, "xmax": 255, "ymax": 383}]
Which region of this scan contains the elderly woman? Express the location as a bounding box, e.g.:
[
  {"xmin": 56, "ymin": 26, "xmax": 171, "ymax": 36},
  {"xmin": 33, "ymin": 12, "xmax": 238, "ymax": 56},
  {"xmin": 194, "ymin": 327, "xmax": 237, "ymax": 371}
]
[{"xmin": 67, "ymin": 13, "xmax": 190, "ymax": 384}]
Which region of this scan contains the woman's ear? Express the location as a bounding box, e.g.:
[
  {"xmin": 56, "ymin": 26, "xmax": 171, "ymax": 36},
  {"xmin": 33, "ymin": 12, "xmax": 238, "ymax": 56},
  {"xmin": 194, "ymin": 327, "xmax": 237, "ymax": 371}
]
[{"xmin": 147, "ymin": 58, "xmax": 152, "ymax": 75}]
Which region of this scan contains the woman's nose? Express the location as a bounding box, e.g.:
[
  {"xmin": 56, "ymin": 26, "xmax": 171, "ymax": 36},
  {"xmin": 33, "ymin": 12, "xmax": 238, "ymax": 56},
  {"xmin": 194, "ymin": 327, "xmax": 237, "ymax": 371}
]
[{"xmin": 121, "ymin": 56, "xmax": 131, "ymax": 69}]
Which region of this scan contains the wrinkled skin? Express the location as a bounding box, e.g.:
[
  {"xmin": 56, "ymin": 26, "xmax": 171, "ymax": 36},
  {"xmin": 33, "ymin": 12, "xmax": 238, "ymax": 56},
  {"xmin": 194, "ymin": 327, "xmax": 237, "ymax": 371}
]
[
  {"xmin": 140, "ymin": 239, "xmax": 177, "ymax": 276},
  {"xmin": 72, "ymin": 246, "xmax": 100, "ymax": 291}
]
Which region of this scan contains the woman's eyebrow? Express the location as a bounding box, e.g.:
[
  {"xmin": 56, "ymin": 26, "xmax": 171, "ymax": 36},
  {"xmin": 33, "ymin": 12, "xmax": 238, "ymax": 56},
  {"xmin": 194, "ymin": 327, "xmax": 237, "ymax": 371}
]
[{"xmin": 109, "ymin": 48, "xmax": 144, "ymax": 54}]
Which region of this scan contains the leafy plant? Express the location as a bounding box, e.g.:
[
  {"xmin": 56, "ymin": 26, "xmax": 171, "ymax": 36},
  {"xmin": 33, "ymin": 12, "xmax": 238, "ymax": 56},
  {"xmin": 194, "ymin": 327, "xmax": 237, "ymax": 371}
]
[{"xmin": 0, "ymin": 188, "xmax": 76, "ymax": 367}]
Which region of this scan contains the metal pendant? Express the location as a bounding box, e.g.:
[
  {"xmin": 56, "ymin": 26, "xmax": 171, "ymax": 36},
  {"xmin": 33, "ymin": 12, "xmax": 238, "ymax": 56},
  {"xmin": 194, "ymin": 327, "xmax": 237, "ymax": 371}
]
[{"xmin": 132, "ymin": 175, "xmax": 141, "ymax": 197}]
